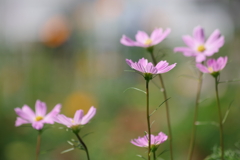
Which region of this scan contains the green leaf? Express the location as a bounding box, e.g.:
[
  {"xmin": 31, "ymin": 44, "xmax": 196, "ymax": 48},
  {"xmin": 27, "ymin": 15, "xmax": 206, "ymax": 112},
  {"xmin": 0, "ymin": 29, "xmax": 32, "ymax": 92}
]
[
  {"xmin": 150, "ymin": 98, "xmax": 171, "ymax": 116},
  {"xmin": 123, "ymin": 87, "xmax": 146, "ymax": 94},
  {"xmin": 137, "ymin": 155, "xmax": 147, "ymax": 160},
  {"xmin": 195, "ymin": 121, "xmax": 219, "ymax": 127},
  {"xmin": 222, "ymin": 100, "xmax": 234, "ymax": 124},
  {"xmin": 61, "ymin": 148, "xmax": 75, "ymax": 154}
]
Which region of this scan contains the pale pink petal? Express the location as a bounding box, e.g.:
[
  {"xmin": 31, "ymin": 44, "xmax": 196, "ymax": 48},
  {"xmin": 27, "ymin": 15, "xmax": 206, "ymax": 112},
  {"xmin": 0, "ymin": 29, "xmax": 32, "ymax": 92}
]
[
  {"xmin": 74, "ymin": 110, "xmax": 84, "ymax": 124},
  {"xmin": 81, "ymin": 106, "xmax": 96, "ymax": 125},
  {"xmin": 32, "ymin": 121, "xmax": 44, "ymax": 130},
  {"xmin": 196, "ymin": 63, "xmax": 209, "ymax": 73},
  {"xmin": 21, "ymin": 105, "xmax": 36, "ymax": 120},
  {"xmin": 56, "ymin": 114, "xmax": 73, "ymax": 127},
  {"xmin": 150, "ymin": 28, "xmax": 163, "ymax": 42},
  {"xmin": 151, "ymin": 28, "xmax": 171, "ymax": 45},
  {"xmin": 15, "ymin": 117, "xmax": 29, "ymax": 126},
  {"xmin": 193, "ymin": 26, "xmax": 205, "ymax": 44},
  {"xmin": 126, "ymin": 59, "xmax": 134, "ymax": 67},
  {"xmin": 182, "ymin": 35, "xmax": 196, "ymax": 48},
  {"xmin": 195, "ymin": 54, "xmax": 206, "ymax": 63},
  {"xmin": 44, "ymin": 104, "xmax": 62, "ymax": 124},
  {"xmin": 120, "ymin": 35, "xmax": 137, "ymax": 46},
  {"xmin": 155, "ymin": 61, "xmax": 168, "ymax": 70},
  {"xmin": 135, "ymin": 31, "xmax": 149, "ymax": 44},
  {"xmin": 157, "ymin": 63, "xmax": 176, "ymax": 74},
  {"xmin": 174, "ymin": 47, "xmax": 195, "ymax": 57},
  {"xmin": 35, "ymin": 100, "xmax": 47, "ymax": 117},
  {"xmin": 207, "ymin": 59, "xmax": 216, "ymax": 67},
  {"xmin": 205, "ymin": 29, "xmax": 222, "ymax": 45}
]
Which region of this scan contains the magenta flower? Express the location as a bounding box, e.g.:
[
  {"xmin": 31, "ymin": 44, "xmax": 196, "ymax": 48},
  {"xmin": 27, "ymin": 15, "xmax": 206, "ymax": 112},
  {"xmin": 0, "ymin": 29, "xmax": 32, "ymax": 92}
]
[
  {"xmin": 131, "ymin": 132, "xmax": 168, "ymax": 150},
  {"xmin": 174, "ymin": 26, "xmax": 224, "ymax": 63},
  {"xmin": 120, "ymin": 28, "xmax": 171, "ymax": 48},
  {"xmin": 126, "ymin": 58, "xmax": 176, "ymax": 80},
  {"xmin": 15, "ymin": 100, "xmax": 62, "ymax": 130},
  {"xmin": 196, "ymin": 56, "xmax": 228, "ymax": 76},
  {"xmin": 56, "ymin": 106, "xmax": 96, "ymax": 131}
]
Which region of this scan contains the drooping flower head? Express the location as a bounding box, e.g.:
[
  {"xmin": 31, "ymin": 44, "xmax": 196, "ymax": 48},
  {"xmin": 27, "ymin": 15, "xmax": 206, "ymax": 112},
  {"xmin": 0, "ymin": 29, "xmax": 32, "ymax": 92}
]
[
  {"xmin": 126, "ymin": 58, "xmax": 176, "ymax": 81},
  {"xmin": 121, "ymin": 28, "xmax": 171, "ymax": 48},
  {"xmin": 56, "ymin": 106, "xmax": 96, "ymax": 133},
  {"xmin": 174, "ymin": 26, "xmax": 224, "ymax": 63},
  {"xmin": 15, "ymin": 100, "xmax": 62, "ymax": 130},
  {"xmin": 131, "ymin": 132, "xmax": 168, "ymax": 152},
  {"xmin": 196, "ymin": 56, "xmax": 228, "ymax": 77}
]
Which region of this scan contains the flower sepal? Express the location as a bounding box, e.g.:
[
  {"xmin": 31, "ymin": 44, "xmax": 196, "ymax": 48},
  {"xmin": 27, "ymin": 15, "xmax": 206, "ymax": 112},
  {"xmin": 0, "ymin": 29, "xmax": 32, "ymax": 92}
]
[
  {"xmin": 71, "ymin": 125, "xmax": 83, "ymax": 134},
  {"xmin": 150, "ymin": 145, "xmax": 158, "ymax": 153},
  {"xmin": 146, "ymin": 46, "xmax": 154, "ymax": 54},
  {"xmin": 144, "ymin": 73, "xmax": 153, "ymax": 81},
  {"xmin": 210, "ymin": 71, "xmax": 220, "ymax": 78}
]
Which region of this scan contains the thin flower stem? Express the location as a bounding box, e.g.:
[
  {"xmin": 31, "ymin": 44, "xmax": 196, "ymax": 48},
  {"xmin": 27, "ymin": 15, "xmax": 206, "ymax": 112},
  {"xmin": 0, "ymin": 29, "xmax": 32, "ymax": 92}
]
[
  {"xmin": 153, "ymin": 151, "xmax": 156, "ymax": 160},
  {"xmin": 215, "ymin": 77, "xmax": 224, "ymax": 160},
  {"xmin": 187, "ymin": 72, "xmax": 203, "ymax": 160},
  {"xmin": 74, "ymin": 132, "xmax": 90, "ymax": 160},
  {"xmin": 36, "ymin": 130, "xmax": 41, "ymax": 160},
  {"xmin": 149, "ymin": 51, "xmax": 173, "ymax": 160},
  {"xmin": 146, "ymin": 80, "xmax": 151, "ymax": 160}
]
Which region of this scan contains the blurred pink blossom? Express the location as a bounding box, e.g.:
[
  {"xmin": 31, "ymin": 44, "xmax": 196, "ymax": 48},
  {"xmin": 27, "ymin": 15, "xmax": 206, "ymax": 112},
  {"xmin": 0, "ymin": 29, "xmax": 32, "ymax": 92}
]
[
  {"xmin": 121, "ymin": 28, "xmax": 171, "ymax": 48},
  {"xmin": 56, "ymin": 106, "xmax": 96, "ymax": 128},
  {"xmin": 126, "ymin": 58, "xmax": 176, "ymax": 78},
  {"xmin": 196, "ymin": 56, "xmax": 228, "ymax": 75},
  {"xmin": 174, "ymin": 26, "xmax": 224, "ymax": 63},
  {"xmin": 15, "ymin": 100, "xmax": 61, "ymax": 130},
  {"xmin": 131, "ymin": 132, "xmax": 168, "ymax": 148}
]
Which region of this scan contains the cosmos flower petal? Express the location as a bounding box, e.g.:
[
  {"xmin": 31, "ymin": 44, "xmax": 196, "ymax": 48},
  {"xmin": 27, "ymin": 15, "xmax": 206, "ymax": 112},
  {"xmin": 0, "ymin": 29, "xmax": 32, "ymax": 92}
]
[
  {"xmin": 22, "ymin": 105, "xmax": 36, "ymax": 120},
  {"xmin": 196, "ymin": 54, "xmax": 206, "ymax": 63},
  {"xmin": 57, "ymin": 114, "xmax": 73, "ymax": 127},
  {"xmin": 32, "ymin": 121, "xmax": 44, "ymax": 130},
  {"xmin": 120, "ymin": 35, "xmax": 137, "ymax": 46},
  {"xmin": 35, "ymin": 100, "xmax": 47, "ymax": 117},
  {"xmin": 135, "ymin": 31, "xmax": 149, "ymax": 44},
  {"xmin": 152, "ymin": 28, "xmax": 171, "ymax": 45},
  {"xmin": 182, "ymin": 35, "xmax": 196, "ymax": 48},
  {"xmin": 150, "ymin": 28, "xmax": 163, "ymax": 42},
  {"xmin": 44, "ymin": 104, "xmax": 62, "ymax": 124},
  {"xmin": 81, "ymin": 106, "xmax": 97, "ymax": 125},
  {"xmin": 205, "ymin": 29, "xmax": 222, "ymax": 45},
  {"xmin": 73, "ymin": 110, "xmax": 84, "ymax": 124},
  {"xmin": 15, "ymin": 117, "xmax": 29, "ymax": 126},
  {"xmin": 193, "ymin": 26, "xmax": 205, "ymax": 44}
]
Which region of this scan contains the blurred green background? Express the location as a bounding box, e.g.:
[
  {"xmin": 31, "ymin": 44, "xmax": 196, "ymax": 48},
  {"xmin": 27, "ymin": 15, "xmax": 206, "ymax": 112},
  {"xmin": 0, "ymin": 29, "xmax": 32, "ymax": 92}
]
[{"xmin": 0, "ymin": 0, "xmax": 240, "ymax": 160}]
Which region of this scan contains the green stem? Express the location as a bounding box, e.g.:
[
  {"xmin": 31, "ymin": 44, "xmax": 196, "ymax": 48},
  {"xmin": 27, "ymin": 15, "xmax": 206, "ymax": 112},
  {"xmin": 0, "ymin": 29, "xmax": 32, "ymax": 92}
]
[
  {"xmin": 146, "ymin": 80, "xmax": 151, "ymax": 160},
  {"xmin": 74, "ymin": 132, "xmax": 90, "ymax": 160},
  {"xmin": 153, "ymin": 151, "xmax": 156, "ymax": 160},
  {"xmin": 36, "ymin": 130, "xmax": 41, "ymax": 160},
  {"xmin": 215, "ymin": 77, "xmax": 224, "ymax": 160},
  {"xmin": 149, "ymin": 50, "xmax": 173, "ymax": 160},
  {"xmin": 187, "ymin": 72, "xmax": 203, "ymax": 160}
]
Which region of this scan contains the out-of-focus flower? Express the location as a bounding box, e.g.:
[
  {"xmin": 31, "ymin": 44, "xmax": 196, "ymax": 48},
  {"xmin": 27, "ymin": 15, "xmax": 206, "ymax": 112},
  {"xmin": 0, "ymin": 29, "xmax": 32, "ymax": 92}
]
[
  {"xmin": 40, "ymin": 15, "xmax": 70, "ymax": 48},
  {"xmin": 56, "ymin": 106, "xmax": 96, "ymax": 133},
  {"xmin": 196, "ymin": 56, "xmax": 228, "ymax": 77},
  {"xmin": 126, "ymin": 58, "xmax": 176, "ymax": 80},
  {"xmin": 15, "ymin": 100, "xmax": 61, "ymax": 130},
  {"xmin": 131, "ymin": 132, "xmax": 168, "ymax": 151},
  {"xmin": 174, "ymin": 26, "xmax": 224, "ymax": 63},
  {"xmin": 120, "ymin": 28, "xmax": 171, "ymax": 48}
]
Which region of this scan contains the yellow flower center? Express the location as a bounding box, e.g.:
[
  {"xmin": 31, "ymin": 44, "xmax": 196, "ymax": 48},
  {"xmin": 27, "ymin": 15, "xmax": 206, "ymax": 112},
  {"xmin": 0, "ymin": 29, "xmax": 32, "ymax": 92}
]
[
  {"xmin": 197, "ymin": 45, "xmax": 206, "ymax": 52},
  {"xmin": 208, "ymin": 67, "xmax": 214, "ymax": 73},
  {"xmin": 144, "ymin": 39, "xmax": 152, "ymax": 45},
  {"xmin": 35, "ymin": 116, "xmax": 43, "ymax": 121}
]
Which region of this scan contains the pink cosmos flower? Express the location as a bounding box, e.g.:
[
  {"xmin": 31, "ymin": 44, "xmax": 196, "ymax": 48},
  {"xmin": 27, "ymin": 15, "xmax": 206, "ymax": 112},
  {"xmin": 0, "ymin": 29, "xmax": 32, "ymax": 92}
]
[
  {"xmin": 126, "ymin": 58, "xmax": 176, "ymax": 78},
  {"xmin": 120, "ymin": 28, "xmax": 171, "ymax": 48},
  {"xmin": 196, "ymin": 56, "xmax": 228, "ymax": 75},
  {"xmin": 131, "ymin": 132, "xmax": 168, "ymax": 148},
  {"xmin": 174, "ymin": 26, "xmax": 224, "ymax": 63},
  {"xmin": 56, "ymin": 106, "xmax": 96, "ymax": 128},
  {"xmin": 15, "ymin": 100, "xmax": 62, "ymax": 130}
]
